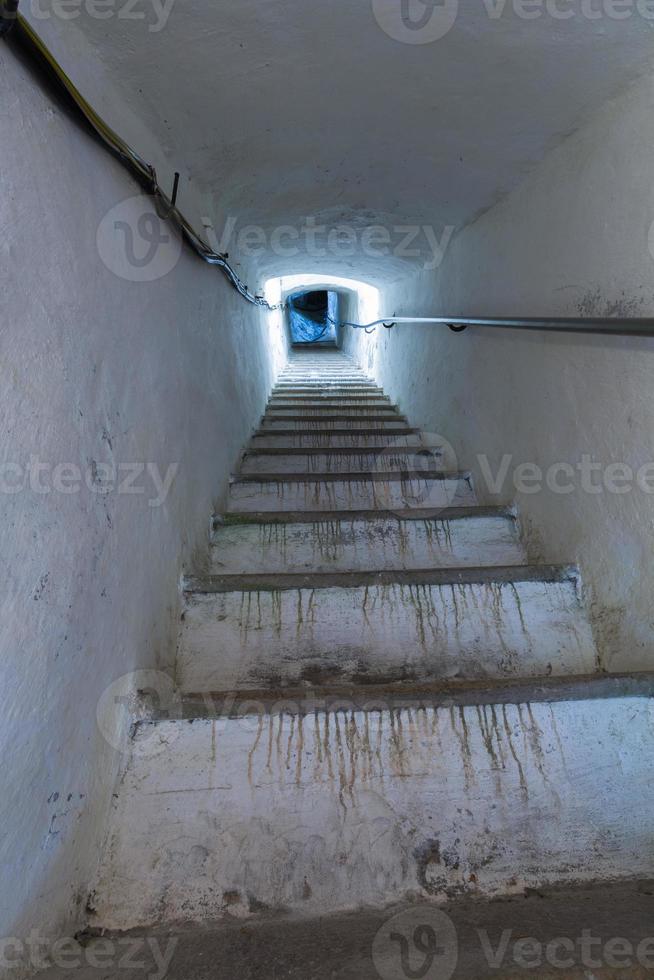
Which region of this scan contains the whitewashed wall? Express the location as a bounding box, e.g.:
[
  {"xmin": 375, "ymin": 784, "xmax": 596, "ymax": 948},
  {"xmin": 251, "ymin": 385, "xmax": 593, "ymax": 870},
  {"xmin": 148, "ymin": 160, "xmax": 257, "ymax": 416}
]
[
  {"xmin": 0, "ymin": 46, "xmax": 286, "ymax": 974},
  {"xmin": 344, "ymin": 70, "xmax": 654, "ymax": 669}
]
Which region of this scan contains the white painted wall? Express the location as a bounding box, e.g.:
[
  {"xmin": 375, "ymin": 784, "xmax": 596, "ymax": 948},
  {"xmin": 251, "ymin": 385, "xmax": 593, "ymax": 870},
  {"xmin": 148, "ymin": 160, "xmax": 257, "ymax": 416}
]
[
  {"xmin": 344, "ymin": 69, "xmax": 654, "ymax": 669},
  {"xmin": 0, "ymin": 46, "xmax": 286, "ymax": 975}
]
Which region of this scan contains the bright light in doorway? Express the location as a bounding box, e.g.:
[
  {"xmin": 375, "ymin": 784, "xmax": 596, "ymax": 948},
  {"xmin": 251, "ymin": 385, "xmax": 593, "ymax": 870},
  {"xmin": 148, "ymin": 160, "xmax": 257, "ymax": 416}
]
[{"xmin": 264, "ymin": 274, "xmax": 380, "ymax": 331}]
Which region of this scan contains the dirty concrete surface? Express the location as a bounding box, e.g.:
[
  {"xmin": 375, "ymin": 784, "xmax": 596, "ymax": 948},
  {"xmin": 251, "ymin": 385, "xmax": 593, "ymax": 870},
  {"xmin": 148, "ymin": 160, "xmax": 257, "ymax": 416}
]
[{"xmin": 33, "ymin": 880, "xmax": 654, "ymax": 979}]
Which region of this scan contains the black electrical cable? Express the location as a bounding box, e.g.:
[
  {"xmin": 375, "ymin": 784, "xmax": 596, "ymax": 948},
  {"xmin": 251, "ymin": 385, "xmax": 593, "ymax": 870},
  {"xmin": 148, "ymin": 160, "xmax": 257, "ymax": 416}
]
[{"xmin": 3, "ymin": 7, "xmax": 283, "ymax": 311}]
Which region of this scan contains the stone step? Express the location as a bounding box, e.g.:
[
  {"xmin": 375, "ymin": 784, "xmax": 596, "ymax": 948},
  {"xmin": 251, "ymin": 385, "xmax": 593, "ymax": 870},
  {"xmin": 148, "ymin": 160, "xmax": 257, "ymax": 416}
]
[
  {"xmin": 279, "ymin": 376, "xmax": 372, "ymax": 384},
  {"xmin": 227, "ymin": 470, "xmax": 475, "ymax": 512},
  {"xmin": 264, "ymin": 406, "xmax": 403, "ymax": 419},
  {"xmin": 260, "ymin": 418, "xmax": 411, "ymax": 431},
  {"xmin": 210, "ymin": 510, "xmax": 525, "ymax": 573},
  {"xmin": 282, "ymin": 374, "xmax": 368, "ymax": 377},
  {"xmin": 279, "ymin": 379, "xmax": 372, "ymax": 385},
  {"xmin": 277, "ymin": 383, "xmax": 374, "ymax": 389},
  {"xmin": 90, "ymin": 691, "xmax": 654, "ymax": 931},
  {"xmin": 177, "ymin": 565, "xmax": 595, "ymax": 693},
  {"xmin": 280, "ymin": 362, "xmax": 365, "ymax": 368},
  {"xmin": 159, "ymin": 671, "xmax": 654, "ymax": 717},
  {"xmin": 270, "ymin": 388, "xmax": 387, "ymax": 397},
  {"xmin": 221, "ymin": 504, "xmax": 511, "ymax": 523},
  {"xmin": 280, "ymin": 368, "xmax": 368, "ymax": 375},
  {"xmin": 272, "ymin": 383, "xmax": 383, "ymax": 391},
  {"xmin": 60, "ymin": 875, "xmax": 654, "ymax": 980},
  {"xmin": 239, "ymin": 447, "xmax": 444, "ymax": 474},
  {"xmin": 250, "ymin": 429, "xmax": 423, "ymax": 449},
  {"xmin": 273, "ymin": 387, "xmax": 382, "ymax": 396},
  {"xmin": 271, "ymin": 386, "xmax": 389, "ymax": 402},
  {"xmin": 269, "ymin": 397, "xmax": 392, "ymax": 408}
]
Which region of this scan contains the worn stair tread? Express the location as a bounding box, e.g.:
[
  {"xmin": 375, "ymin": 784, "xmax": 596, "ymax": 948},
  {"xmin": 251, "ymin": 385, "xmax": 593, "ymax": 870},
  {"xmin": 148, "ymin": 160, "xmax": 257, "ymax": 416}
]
[
  {"xmin": 274, "ymin": 379, "xmax": 380, "ymax": 384},
  {"xmin": 241, "ymin": 445, "xmax": 435, "ymax": 456},
  {"xmin": 269, "ymin": 391, "xmax": 389, "ymax": 397},
  {"xmin": 184, "ymin": 563, "xmax": 578, "ymax": 594},
  {"xmin": 239, "ymin": 449, "xmax": 445, "ymax": 475},
  {"xmin": 41, "ymin": 883, "xmax": 654, "ymax": 980},
  {"xmin": 227, "ymin": 471, "xmax": 476, "ymax": 512},
  {"xmin": 267, "ymin": 403, "xmax": 396, "ymax": 411},
  {"xmin": 249, "ymin": 432, "xmax": 430, "ymax": 450},
  {"xmin": 266, "ymin": 404, "xmax": 401, "ymax": 411},
  {"xmin": 280, "ymin": 372, "xmax": 370, "ymax": 378},
  {"xmin": 253, "ymin": 426, "xmax": 419, "ymax": 437},
  {"xmin": 209, "ymin": 511, "xmax": 525, "ymax": 573},
  {"xmin": 262, "ymin": 413, "xmax": 406, "ymax": 422},
  {"xmin": 91, "ymin": 696, "xmax": 654, "ymax": 931},
  {"xmin": 239, "ymin": 452, "xmax": 445, "ymax": 476},
  {"xmin": 278, "ymin": 380, "xmax": 374, "ymax": 384},
  {"xmin": 269, "ymin": 395, "xmax": 389, "ymax": 402},
  {"xmin": 272, "ymin": 383, "xmax": 387, "ymax": 398},
  {"xmin": 259, "ymin": 420, "xmax": 412, "ymax": 430},
  {"xmin": 268, "ymin": 397, "xmax": 393, "ymax": 405},
  {"xmin": 267, "ymin": 405, "xmax": 394, "ymax": 413},
  {"xmin": 178, "ymin": 566, "xmax": 593, "ymax": 692},
  {"xmin": 231, "ymin": 468, "xmax": 463, "ymax": 484},
  {"xmin": 154, "ymin": 671, "xmax": 654, "ymax": 718},
  {"xmin": 218, "ymin": 504, "xmax": 514, "ymax": 525}
]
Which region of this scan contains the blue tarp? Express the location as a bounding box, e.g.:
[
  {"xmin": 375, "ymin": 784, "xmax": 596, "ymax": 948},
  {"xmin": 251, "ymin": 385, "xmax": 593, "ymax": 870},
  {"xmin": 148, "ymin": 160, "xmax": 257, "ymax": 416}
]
[{"xmin": 289, "ymin": 291, "xmax": 337, "ymax": 344}]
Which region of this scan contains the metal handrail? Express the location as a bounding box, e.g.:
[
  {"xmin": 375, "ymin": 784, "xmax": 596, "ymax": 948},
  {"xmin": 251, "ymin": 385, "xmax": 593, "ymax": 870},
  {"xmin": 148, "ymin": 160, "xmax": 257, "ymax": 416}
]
[{"xmin": 342, "ymin": 315, "xmax": 654, "ymax": 336}]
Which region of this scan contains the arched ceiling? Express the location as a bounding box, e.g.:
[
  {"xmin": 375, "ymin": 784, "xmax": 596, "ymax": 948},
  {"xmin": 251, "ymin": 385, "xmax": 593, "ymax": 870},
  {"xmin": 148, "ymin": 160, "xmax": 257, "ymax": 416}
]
[{"xmin": 25, "ymin": 0, "xmax": 654, "ymax": 288}]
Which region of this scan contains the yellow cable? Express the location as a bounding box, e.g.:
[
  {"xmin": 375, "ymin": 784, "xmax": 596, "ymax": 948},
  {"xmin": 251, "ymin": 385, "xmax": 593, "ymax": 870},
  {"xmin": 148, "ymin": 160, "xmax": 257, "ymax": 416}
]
[{"xmin": 11, "ymin": 13, "xmax": 277, "ymax": 307}]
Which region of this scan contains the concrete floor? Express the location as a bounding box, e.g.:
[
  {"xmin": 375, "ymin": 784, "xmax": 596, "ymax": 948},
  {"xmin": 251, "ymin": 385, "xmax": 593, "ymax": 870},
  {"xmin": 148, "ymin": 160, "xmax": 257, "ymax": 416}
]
[{"xmin": 35, "ymin": 879, "xmax": 654, "ymax": 979}]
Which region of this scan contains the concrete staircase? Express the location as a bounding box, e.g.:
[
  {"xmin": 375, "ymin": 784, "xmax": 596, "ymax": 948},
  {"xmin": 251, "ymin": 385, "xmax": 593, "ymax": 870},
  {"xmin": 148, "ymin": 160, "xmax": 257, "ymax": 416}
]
[{"xmin": 91, "ymin": 348, "xmax": 654, "ymax": 937}]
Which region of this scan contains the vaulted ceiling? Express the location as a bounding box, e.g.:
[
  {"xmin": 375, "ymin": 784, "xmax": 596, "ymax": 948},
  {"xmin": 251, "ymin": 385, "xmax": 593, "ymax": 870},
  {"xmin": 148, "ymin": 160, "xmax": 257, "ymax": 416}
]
[{"xmin": 27, "ymin": 0, "xmax": 654, "ymax": 286}]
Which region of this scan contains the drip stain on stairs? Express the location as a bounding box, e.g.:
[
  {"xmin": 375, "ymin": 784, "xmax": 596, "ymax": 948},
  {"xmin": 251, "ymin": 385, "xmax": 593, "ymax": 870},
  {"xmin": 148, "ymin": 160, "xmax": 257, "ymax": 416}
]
[{"xmin": 84, "ymin": 346, "xmax": 654, "ymax": 969}]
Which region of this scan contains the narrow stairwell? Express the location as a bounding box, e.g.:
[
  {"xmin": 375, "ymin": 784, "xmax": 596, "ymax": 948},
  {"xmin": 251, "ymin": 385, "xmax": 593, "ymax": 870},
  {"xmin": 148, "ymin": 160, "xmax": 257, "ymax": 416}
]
[{"xmin": 90, "ymin": 348, "xmax": 654, "ymax": 941}]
